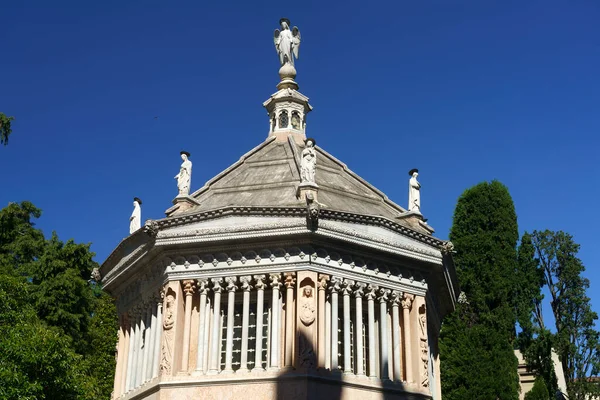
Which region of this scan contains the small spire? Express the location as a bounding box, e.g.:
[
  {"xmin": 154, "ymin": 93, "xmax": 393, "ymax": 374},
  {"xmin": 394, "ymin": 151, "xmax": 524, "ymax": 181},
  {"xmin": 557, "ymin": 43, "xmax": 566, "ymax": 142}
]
[{"xmin": 264, "ymin": 18, "xmax": 312, "ymax": 143}]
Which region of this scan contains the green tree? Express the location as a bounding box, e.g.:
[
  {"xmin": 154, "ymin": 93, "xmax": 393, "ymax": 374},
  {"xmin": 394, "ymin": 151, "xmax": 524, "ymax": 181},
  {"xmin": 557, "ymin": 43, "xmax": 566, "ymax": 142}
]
[
  {"xmin": 524, "ymin": 377, "xmax": 550, "ymax": 400},
  {"xmin": 0, "ymin": 201, "xmax": 117, "ymax": 399},
  {"xmin": 530, "ymin": 230, "xmax": 600, "ymax": 400},
  {"xmin": 0, "ymin": 113, "xmax": 15, "ymax": 145},
  {"xmin": 440, "ymin": 180, "xmax": 521, "ymax": 400}
]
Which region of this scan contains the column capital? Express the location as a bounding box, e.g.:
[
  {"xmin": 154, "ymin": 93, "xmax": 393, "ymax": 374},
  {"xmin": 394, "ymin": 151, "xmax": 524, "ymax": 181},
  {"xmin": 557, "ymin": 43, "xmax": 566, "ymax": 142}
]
[
  {"xmin": 211, "ymin": 277, "xmax": 224, "ymax": 293},
  {"xmin": 329, "ymin": 276, "xmax": 342, "ymax": 293},
  {"xmin": 240, "ymin": 275, "xmax": 253, "ymax": 291},
  {"xmin": 284, "ymin": 272, "xmax": 296, "ymax": 288},
  {"xmin": 225, "ymin": 276, "xmax": 238, "ymax": 292},
  {"xmin": 378, "ymin": 288, "xmax": 391, "ymax": 303},
  {"xmin": 317, "ymin": 274, "xmax": 329, "ymax": 290},
  {"xmin": 354, "ymin": 281, "xmax": 367, "ymax": 298},
  {"xmin": 269, "ymin": 273, "xmax": 282, "ymax": 289},
  {"xmin": 197, "ymin": 278, "xmax": 209, "ymax": 295},
  {"xmin": 341, "ymin": 279, "xmax": 354, "ymax": 295},
  {"xmin": 366, "ymin": 284, "xmax": 379, "ymax": 301},
  {"xmin": 402, "ymin": 293, "xmax": 415, "ymax": 309},
  {"xmin": 183, "ymin": 280, "xmax": 196, "ymax": 295},
  {"xmin": 253, "ymin": 274, "xmax": 266, "ymax": 290},
  {"xmin": 390, "ymin": 290, "xmax": 403, "ymax": 306}
]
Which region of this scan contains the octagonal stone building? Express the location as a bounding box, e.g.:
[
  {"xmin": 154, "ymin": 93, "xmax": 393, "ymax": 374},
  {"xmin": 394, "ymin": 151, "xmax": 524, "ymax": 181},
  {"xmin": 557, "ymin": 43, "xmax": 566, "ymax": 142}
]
[{"xmin": 101, "ymin": 20, "xmax": 459, "ymax": 400}]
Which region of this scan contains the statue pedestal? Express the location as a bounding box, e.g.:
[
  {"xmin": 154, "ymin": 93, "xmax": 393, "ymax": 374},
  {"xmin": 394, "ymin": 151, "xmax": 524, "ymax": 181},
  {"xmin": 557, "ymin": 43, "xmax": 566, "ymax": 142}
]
[
  {"xmin": 168, "ymin": 195, "xmax": 201, "ymax": 216},
  {"xmin": 297, "ymin": 182, "xmax": 319, "ymax": 203},
  {"xmin": 396, "ymin": 211, "xmax": 435, "ymax": 235}
]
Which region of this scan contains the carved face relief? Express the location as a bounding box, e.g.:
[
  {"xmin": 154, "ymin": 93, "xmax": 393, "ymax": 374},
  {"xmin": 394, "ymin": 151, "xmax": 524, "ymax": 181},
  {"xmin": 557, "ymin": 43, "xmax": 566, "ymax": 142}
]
[
  {"xmin": 303, "ymin": 286, "xmax": 313, "ymax": 298},
  {"xmin": 300, "ymin": 285, "xmax": 316, "ymax": 326}
]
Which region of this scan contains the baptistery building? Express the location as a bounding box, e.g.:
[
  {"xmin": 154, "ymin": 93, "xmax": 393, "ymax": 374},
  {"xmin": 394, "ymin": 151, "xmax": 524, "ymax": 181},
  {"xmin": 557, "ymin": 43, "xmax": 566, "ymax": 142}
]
[{"xmin": 100, "ymin": 18, "xmax": 459, "ymax": 400}]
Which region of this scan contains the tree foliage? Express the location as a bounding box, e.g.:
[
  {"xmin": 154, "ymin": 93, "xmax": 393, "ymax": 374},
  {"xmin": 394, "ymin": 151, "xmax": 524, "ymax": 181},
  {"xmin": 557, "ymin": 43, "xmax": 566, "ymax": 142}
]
[
  {"xmin": 528, "ymin": 230, "xmax": 600, "ymax": 400},
  {"xmin": 0, "ymin": 202, "xmax": 117, "ymax": 400},
  {"xmin": 440, "ymin": 181, "xmax": 521, "ymax": 400},
  {"xmin": 0, "ymin": 113, "xmax": 15, "ymax": 145},
  {"xmin": 524, "ymin": 377, "xmax": 550, "ymax": 400}
]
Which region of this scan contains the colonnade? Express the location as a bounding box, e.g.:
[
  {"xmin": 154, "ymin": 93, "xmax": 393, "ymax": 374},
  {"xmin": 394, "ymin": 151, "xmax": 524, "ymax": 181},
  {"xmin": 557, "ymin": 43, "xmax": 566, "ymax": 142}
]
[
  {"xmin": 113, "ymin": 294, "xmax": 163, "ymax": 397},
  {"xmin": 113, "ymin": 272, "xmax": 430, "ymax": 397}
]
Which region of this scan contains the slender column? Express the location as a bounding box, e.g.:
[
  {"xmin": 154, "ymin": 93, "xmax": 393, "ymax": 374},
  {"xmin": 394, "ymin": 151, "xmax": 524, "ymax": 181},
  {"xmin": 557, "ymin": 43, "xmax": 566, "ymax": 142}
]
[
  {"xmin": 379, "ymin": 289, "xmax": 390, "ymax": 380},
  {"xmin": 114, "ymin": 315, "xmax": 126, "ymax": 396},
  {"xmin": 269, "ymin": 273, "xmax": 282, "ymax": 369},
  {"xmin": 402, "ymin": 294, "xmax": 415, "ymax": 383},
  {"xmin": 125, "ymin": 311, "xmax": 136, "ymax": 391},
  {"xmin": 120, "ymin": 316, "xmax": 131, "ymax": 394},
  {"xmin": 152, "ymin": 290, "xmax": 164, "ymax": 379},
  {"xmin": 253, "ymin": 275, "xmax": 266, "ymax": 371},
  {"xmin": 317, "ymin": 275, "xmax": 329, "ymax": 369},
  {"xmin": 141, "ymin": 305, "xmax": 152, "ymax": 383},
  {"xmin": 325, "ymin": 292, "xmax": 331, "ymax": 369},
  {"xmin": 342, "ymin": 279, "xmax": 354, "ymax": 374},
  {"xmin": 366, "ymin": 285, "xmax": 378, "ymax": 378},
  {"xmin": 329, "ymin": 277, "xmax": 341, "ymax": 371},
  {"xmin": 208, "ymin": 278, "xmax": 224, "ymax": 374},
  {"xmin": 180, "ymin": 280, "xmax": 196, "ymax": 372},
  {"xmin": 284, "ymin": 272, "xmax": 296, "ymax": 368},
  {"xmin": 195, "ymin": 279, "xmax": 209, "ymax": 373},
  {"xmin": 135, "ymin": 307, "xmax": 145, "ymax": 387},
  {"xmin": 391, "ymin": 291, "xmax": 402, "ymax": 382},
  {"xmin": 239, "ymin": 276, "xmax": 252, "ymax": 372},
  {"xmin": 354, "ymin": 282, "xmax": 366, "ymax": 376},
  {"xmin": 223, "ymin": 276, "xmax": 238, "ymax": 373},
  {"xmin": 145, "ymin": 301, "xmax": 157, "ymax": 382}
]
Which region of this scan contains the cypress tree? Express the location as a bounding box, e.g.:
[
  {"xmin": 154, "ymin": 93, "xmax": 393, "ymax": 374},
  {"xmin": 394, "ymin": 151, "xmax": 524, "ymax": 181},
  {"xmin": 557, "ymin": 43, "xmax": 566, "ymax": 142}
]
[{"xmin": 440, "ymin": 180, "xmax": 520, "ymax": 400}]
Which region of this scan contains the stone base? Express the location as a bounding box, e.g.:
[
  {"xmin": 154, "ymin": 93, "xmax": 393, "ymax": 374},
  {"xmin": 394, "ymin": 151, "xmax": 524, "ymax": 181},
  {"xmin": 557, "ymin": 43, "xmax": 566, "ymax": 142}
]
[
  {"xmin": 296, "ymin": 183, "xmax": 319, "ymax": 202},
  {"xmin": 396, "ymin": 211, "xmax": 435, "ymax": 235},
  {"xmin": 121, "ymin": 371, "xmax": 433, "ymax": 400},
  {"xmin": 166, "ymin": 195, "xmax": 201, "ymax": 216}
]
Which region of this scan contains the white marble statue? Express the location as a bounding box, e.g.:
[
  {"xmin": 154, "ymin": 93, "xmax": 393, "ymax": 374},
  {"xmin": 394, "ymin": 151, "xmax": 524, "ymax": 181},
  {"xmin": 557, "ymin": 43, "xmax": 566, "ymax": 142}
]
[
  {"xmin": 408, "ymin": 169, "xmax": 421, "ymax": 213},
  {"xmin": 129, "ymin": 197, "xmax": 142, "ymax": 234},
  {"xmin": 274, "ymin": 18, "xmax": 301, "ymax": 66},
  {"xmin": 300, "ymin": 138, "xmax": 316, "ymax": 184},
  {"xmin": 175, "ymin": 151, "xmax": 192, "ymax": 196}
]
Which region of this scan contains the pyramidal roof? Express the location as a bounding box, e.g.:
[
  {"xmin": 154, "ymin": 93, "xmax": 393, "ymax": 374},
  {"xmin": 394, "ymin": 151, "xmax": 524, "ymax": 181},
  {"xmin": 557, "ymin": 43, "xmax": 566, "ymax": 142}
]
[{"xmin": 165, "ymin": 135, "xmax": 433, "ymax": 236}]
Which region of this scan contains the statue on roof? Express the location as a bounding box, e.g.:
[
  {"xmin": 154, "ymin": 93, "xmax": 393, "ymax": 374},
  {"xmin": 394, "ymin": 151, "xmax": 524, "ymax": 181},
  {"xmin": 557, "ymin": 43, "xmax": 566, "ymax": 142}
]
[
  {"xmin": 300, "ymin": 138, "xmax": 316, "ymax": 184},
  {"xmin": 130, "ymin": 197, "xmax": 142, "ymax": 234},
  {"xmin": 274, "ymin": 18, "xmax": 301, "ymax": 67},
  {"xmin": 175, "ymin": 151, "xmax": 192, "ymax": 196},
  {"xmin": 408, "ymin": 169, "xmax": 421, "ymax": 213}
]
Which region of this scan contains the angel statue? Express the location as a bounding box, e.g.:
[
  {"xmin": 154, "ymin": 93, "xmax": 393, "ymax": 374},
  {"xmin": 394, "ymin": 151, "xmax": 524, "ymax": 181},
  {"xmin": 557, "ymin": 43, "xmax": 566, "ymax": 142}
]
[{"xmin": 274, "ymin": 18, "xmax": 301, "ymax": 66}]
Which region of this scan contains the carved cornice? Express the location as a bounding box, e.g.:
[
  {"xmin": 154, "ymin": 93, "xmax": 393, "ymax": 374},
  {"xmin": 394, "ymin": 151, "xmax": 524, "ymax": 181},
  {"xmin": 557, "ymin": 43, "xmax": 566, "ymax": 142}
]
[{"xmin": 156, "ymin": 206, "xmax": 444, "ymax": 248}]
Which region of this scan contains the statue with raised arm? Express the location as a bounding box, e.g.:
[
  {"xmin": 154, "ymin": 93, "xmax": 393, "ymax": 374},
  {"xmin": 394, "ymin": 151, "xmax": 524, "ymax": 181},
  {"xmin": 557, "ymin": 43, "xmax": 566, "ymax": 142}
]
[
  {"xmin": 175, "ymin": 151, "xmax": 192, "ymax": 196},
  {"xmin": 408, "ymin": 169, "xmax": 421, "ymax": 213},
  {"xmin": 274, "ymin": 18, "xmax": 301, "ymax": 67},
  {"xmin": 129, "ymin": 197, "xmax": 142, "ymax": 234}
]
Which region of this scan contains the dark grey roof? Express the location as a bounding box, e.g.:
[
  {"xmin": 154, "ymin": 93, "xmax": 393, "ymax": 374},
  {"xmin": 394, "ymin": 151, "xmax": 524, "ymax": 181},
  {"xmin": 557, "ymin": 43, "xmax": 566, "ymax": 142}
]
[{"xmin": 178, "ymin": 136, "xmax": 410, "ymax": 222}]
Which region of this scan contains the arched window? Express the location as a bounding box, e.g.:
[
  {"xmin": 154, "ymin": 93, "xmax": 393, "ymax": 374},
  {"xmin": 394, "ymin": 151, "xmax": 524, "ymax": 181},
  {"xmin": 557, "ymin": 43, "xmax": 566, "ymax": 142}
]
[
  {"xmin": 279, "ymin": 111, "xmax": 289, "ymax": 129},
  {"xmin": 291, "ymin": 111, "xmax": 301, "ymax": 129}
]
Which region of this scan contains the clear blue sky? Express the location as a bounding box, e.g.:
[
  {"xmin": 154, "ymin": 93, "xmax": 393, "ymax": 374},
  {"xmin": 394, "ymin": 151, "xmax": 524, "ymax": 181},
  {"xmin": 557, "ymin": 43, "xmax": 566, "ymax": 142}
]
[{"xmin": 2, "ymin": 1, "xmax": 599, "ymax": 326}]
